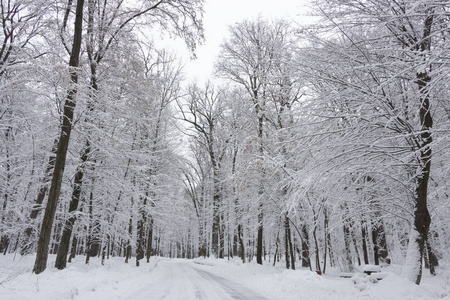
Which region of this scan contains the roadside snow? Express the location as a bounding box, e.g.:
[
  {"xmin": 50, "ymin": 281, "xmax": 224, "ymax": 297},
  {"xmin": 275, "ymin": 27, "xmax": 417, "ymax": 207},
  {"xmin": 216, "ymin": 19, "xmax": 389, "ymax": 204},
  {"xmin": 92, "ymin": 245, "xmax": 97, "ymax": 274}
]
[
  {"xmin": 0, "ymin": 254, "xmax": 446, "ymax": 299},
  {"xmin": 192, "ymin": 258, "xmax": 438, "ymax": 300}
]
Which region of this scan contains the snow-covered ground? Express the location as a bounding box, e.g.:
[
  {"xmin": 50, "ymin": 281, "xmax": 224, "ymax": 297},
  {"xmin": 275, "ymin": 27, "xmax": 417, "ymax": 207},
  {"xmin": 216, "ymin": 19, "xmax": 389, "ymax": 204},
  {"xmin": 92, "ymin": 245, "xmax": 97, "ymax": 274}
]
[{"xmin": 0, "ymin": 254, "xmax": 448, "ymax": 299}]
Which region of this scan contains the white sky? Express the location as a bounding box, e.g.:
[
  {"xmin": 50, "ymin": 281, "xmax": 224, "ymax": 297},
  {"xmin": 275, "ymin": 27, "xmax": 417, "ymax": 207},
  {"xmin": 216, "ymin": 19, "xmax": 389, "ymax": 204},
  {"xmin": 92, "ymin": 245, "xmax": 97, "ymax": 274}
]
[{"xmin": 181, "ymin": 0, "xmax": 311, "ymax": 83}]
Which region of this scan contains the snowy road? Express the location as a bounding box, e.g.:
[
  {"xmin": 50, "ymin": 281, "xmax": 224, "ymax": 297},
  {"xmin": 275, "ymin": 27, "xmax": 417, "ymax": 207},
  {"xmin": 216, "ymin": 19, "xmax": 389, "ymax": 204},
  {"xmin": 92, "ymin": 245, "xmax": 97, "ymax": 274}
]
[{"xmin": 130, "ymin": 260, "xmax": 267, "ymax": 299}]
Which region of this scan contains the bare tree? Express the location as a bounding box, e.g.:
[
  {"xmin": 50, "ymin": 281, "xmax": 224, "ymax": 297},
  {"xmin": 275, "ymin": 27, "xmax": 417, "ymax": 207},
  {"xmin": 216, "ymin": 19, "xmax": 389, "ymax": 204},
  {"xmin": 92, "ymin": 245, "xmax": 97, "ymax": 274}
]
[
  {"xmin": 33, "ymin": 0, "xmax": 85, "ymax": 275},
  {"xmin": 216, "ymin": 18, "xmax": 295, "ymax": 265},
  {"xmin": 299, "ymin": 0, "xmax": 450, "ymax": 284}
]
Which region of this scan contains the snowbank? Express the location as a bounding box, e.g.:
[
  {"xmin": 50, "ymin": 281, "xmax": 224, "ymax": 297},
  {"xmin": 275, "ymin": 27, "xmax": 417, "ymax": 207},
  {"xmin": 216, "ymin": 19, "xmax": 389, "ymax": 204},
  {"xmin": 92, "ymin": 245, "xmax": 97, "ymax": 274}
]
[{"xmin": 0, "ymin": 254, "xmax": 445, "ymax": 299}]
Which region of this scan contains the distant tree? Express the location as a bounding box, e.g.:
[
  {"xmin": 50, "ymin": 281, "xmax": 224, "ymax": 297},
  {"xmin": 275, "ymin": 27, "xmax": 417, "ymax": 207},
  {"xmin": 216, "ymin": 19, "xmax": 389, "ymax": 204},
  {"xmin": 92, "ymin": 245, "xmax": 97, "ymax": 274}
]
[
  {"xmin": 216, "ymin": 18, "xmax": 295, "ymax": 265},
  {"xmin": 178, "ymin": 82, "xmax": 228, "ymax": 258}
]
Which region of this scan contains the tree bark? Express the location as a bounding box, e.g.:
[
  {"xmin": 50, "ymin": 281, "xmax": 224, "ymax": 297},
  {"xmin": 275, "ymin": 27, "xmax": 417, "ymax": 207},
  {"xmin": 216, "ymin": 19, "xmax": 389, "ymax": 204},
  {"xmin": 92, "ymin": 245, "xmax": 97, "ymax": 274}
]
[
  {"xmin": 405, "ymin": 10, "xmax": 434, "ymax": 285},
  {"xmin": 68, "ymin": 235, "xmax": 77, "ymax": 263},
  {"xmin": 343, "ymin": 221, "xmax": 354, "ymax": 272},
  {"xmin": 284, "ymin": 215, "xmax": 290, "ymax": 269},
  {"xmin": 136, "ymin": 196, "xmax": 146, "ymax": 266},
  {"xmin": 361, "ymin": 221, "xmax": 369, "ymax": 265},
  {"xmin": 256, "ymin": 112, "xmax": 264, "ymax": 265},
  {"xmin": 33, "ymin": 0, "xmax": 85, "ymax": 274},
  {"xmin": 146, "ymin": 217, "xmax": 153, "ymax": 263},
  {"xmin": 20, "ymin": 139, "xmax": 58, "ymax": 255},
  {"xmin": 425, "ymin": 239, "xmax": 438, "ymax": 276},
  {"xmin": 55, "ymin": 142, "xmax": 90, "ymax": 269},
  {"xmin": 301, "ymin": 224, "xmax": 310, "ymax": 269}
]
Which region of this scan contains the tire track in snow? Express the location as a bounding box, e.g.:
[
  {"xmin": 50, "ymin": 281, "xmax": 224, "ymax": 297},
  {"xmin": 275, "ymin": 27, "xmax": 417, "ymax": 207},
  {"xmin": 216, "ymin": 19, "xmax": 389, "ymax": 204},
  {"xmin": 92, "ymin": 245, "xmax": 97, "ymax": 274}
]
[{"xmin": 131, "ymin": 260, "xmax": 267, "ymax": 299}]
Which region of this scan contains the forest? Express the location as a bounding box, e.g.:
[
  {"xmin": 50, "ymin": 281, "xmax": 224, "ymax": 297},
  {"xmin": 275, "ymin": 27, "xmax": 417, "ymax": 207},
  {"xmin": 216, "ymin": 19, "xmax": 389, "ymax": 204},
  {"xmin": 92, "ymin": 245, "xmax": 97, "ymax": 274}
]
[{"xmin": 0, "ymin": 0, "xmax": 449, "ymax": 288}]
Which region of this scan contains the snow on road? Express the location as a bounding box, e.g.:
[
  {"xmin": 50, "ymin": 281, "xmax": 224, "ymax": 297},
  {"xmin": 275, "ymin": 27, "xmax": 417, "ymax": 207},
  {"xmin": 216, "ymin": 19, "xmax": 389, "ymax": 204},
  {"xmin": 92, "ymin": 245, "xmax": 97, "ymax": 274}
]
[
  {"xmin": 0, "ymin": 254, "xmax": 445, "ymax": 300},
  {"xmin": 130, "ymin": 260, "xmax": 266, "ymax": 299}
]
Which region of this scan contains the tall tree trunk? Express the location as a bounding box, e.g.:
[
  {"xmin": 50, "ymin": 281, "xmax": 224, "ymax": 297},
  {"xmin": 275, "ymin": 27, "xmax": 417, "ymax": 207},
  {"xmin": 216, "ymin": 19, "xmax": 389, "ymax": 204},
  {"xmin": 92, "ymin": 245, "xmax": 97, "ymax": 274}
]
[
  {"xmin": 350, "ymin": 224, "xmax": 361, "ymax": 266},
  {"xmin": 312, "ymin": 222, "xmax": 321, "ymax": 273},
  {"xmin": 211, "ymin": 172, "xmax": 220, "ymax": 257},
  {"xmin": 288, "ymin": 223, "xmax": 295, "ymax": 270},
  {"xmin": 125, "ymin": 213, "xmax": 133, "ymax": 263},
  {"xmin": 256, "ymin": 113, "xmax": 264, "ymax": 265},
  {"xmin": 55, "ymin": 142, "xmax": 90, "ymax": 269},
  {"xmin": 343, "ymin": 221, "xmax": 354, "ymax": 272},
  {"xmin": 219, "ymin": 212, "xmax": 225, "ymax": 259},
  {"xmin": 323, "ymin": 207, "xmax": 330, "ymax": 273},
  {"xmin": 237, "ymin": 224, "xmax": 245, "ymax": 263},
  {"xmin": 85, "ymin": 187, "xmax": 95, "ymax": 264},
  {"xmin": 136, "ymin": 196, "xmax": 147, "ymax": 267},
  {"xmin": 284, "ymin": 215, "xmax": 290, "ymax": 269},
  {"xmin": 404, "ymin": 11, "xmax": 434, "ymax": 285},
  {"xmin": 361, "ymin": 220, "xmax": 369, "ymax": 265},
  {"xmin": 232, "ymin": 149, "xmax": 245, "ymax": 263},
  {"xmin": 425, "ymin": 239, "xmax": 438, "ymax": 276},
  {"xmin": 273, "ymin": 230, "xmax": 279, "ymax": 266},
  {"xmin": 68, "ymin": 235, "xmax": 77, "ymax": 263},
  {"xmin": 0, "ymin": 128, "xmax": 12, "ymax": 254},
  {"xmin": 33, "ymin": 0, "xmax": 85, "ymax": 274},
  {"xmin": 301, "ymin": 224, "xmax": 310, "ymax": 269},
  {"xmin": 146, "ymin": 217, "xmax": 153, "ymax": 263},
  {"xmin": 20, "ymin": 139, "xmax": 58, "ymax": 255},
  {"xmin": 256, "ymin": 204, "xmax": 264, "ymax": 265},
  {"xmin": 372, "ymin": 220, "xmax": 388, "ymax": 265}
]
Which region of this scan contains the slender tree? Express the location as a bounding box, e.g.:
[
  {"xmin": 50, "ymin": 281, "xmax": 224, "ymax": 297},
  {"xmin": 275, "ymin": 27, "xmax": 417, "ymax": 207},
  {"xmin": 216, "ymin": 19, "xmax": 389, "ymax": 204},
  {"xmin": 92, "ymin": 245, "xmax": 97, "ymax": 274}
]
[{"xmin": 33, "ymin": 0, "xmax": 85, "ymax": 274}]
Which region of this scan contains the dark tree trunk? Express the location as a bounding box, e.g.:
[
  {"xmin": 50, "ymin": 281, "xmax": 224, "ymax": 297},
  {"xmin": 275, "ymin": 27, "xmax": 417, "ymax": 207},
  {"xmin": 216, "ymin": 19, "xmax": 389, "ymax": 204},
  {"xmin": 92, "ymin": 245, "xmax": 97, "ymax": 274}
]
[
  {"xmin": 146, "ymin": 218, "xmax": 153, "ymax": 263},
  {"xmin": 361, "ymin": 221, "xmax": 369, "ymax": 265},
  {"xmin": 0, "ymin": 128, "xmax": 12, "ymax": 254},
  {"xmin": 211, "ymin": 177, "xmax": 220, "ymax": 257},
  {"xmin": 0, "ymin": 236, "xmax": 9, "ymax": 255},
  {"xmin": 273, "ymin": 231, "xmax": 279, "ymax": 266},
  {"xmin": 85, "ymin": 235, "xmax": 92, "ymax": 264},
  {"xmin": 232, "ymin": 149, "xmax": 245, "ymax": 263},
  {"xmin": 256, "ymin": 112, "xmax": 264, "ymax": 265},
  {"xmin": 372, "ymin": 226, "xmax": 379, "ymax": 265},
  {"xmin": 288, "ymin": 226, "xmax": 295, "ymax": 270},
  {"xmin": 55, "ymin": 142, "xmax": 90, "ymax": 269},
  {"xmin": 323, "ymin": 207, "xmax": 330, "ymax": 273},
  {"xmin": 237, "ymin": 224, "xmax": 245, "ymax": 263},
  {"xmin": 284, "ymin": 216, "xmax": 290, "ymax": 269},
  {"xmin": 378, "ymin": 226, "xmax": 389, "ymax": 264},
  {"xmin": 136, "ymin": 205, "xmax": 145, "ymax": 266},
  {"xmin": 301, "ymin": 224, "xmax": 310, "ymax": 269},
  {"xmin": 85, "ymin": 188, "xmax": 96, "ymax": 264},
  {"xmin": 284, "ymin": 214, "xmax": 295, "ymax": 270},
  {"xmin": 256, "ymin": 208, "xmax": 263, "ymax": 265},
  {"xmin": 219, "ymin": 212, "xmax": 225, "ymax": 258},
  {"xmin": 411, "ymin": 70, "xmax": 432, "ymax": 284},
  {"xmin": 21, "ymin": 139, "xmax": 58, "ymax": 255},
  {"xmin": 372, "ymin": 219, "xmax": 389, "ymax": 265},
  {"xmin": 33, "ymin": 0, "xmax": 85, "ymax": 274},
  {"xmin": 408, "ymin": 9, "xmax": 434, "ymax": 286},
  {"xmin": 88, "ymin": 228, "xmax": 100, "ymax": 257},
  {"xmin": 326, "ymin": 226, "xmax": 334, "ymax": 267},
  {"xmin": 68, "ymin": 235, "xmax": 77, "ymax": 263},
  {"xmin": 101, "ymin": 242, "xmax": 106, "ymax": 265},
  {"xmin": 350, "ymin": 224, "xmax": 361, "ymax": 266},
  {"xmin": 125, "ymin": 216, "xmax": 132, "ymax": 263},
  {"xmin": 425, "ymin": 239, "xmax": 438, "ymax": 275},
  {"xmin": 343, "ymin": 221, "xmax": 354, "ymax": 272},
  {"xmin": 233, "ymin": 230, "xmax": 238, "ymax": 258}
]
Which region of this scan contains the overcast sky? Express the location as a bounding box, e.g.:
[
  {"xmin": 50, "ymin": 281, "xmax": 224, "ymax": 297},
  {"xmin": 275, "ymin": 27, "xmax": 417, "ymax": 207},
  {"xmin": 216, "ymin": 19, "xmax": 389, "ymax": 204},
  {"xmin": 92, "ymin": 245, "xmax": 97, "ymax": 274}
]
[{"xmin": 181, "ymin": 0, "xmax": 310, "ymax": 82}]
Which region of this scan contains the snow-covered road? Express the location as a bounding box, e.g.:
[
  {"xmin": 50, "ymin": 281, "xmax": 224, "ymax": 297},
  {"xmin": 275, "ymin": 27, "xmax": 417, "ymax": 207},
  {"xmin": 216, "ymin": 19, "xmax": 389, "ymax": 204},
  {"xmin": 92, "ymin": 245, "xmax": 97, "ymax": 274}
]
[
  {"xmin": 0, "ymin": 255, "xmax": 439, "ymax": 300},
  {"xmin": 131, "ymin": 260, "xmax": 267, "ymax": 299}
]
